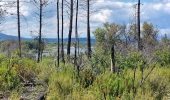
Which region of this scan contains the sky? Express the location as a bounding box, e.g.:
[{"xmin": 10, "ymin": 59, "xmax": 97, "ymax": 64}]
[{"xmin": 0, "ymin": 0, "xmax": 170, "ymax": 38}]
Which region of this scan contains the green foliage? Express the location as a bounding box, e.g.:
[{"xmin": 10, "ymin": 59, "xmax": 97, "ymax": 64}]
[
  {"xmin": 13, "ymin": 58, "xmax": 37, "ymax": 82},
  {"xmin": 155, "ymin": 49, "xmax": 170, "ymax": 66},
  {"xmin": 46, "ymin": 64, "xmax": 75, "ymax": 100},
  {"xmin": 0, "ymin": 54, "xmax": 37, "ymax": 91},
  {"xmin": 1, "ymin": 54, "xmax": 170, "ymax": 99},
  {"xmin": 141, "ymin": 67, "xmax": 170, "ymax": 100},
  {"xmin": 117, "ymin": 52, "xmax": 146, "ymax": 70},
  {"xmin": 36, "ymin": 58, "xmax": 55, "ymax": 83},
  {"xmin": 0, "ymin": 54, "xmax": 20, "ymax": 91},
  {"xmin": 80, "ymin": 68, "xmax": 95, "ymax": 88},
  {"xmin": 93, "ymin": 23, "xmax": 121, "ymax": 53},
  {"xmin": 142, "ymin": 22, "xmax": 158, "ymax": 46},
  {"xmin": 90, "ymin": 72, "xmax": 133, "ymax": 99}
]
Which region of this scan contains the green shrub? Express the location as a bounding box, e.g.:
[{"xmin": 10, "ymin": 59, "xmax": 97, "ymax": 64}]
[
  {"xmin": 46, "ymin": 64, "xmax": 75, "ymax": 100},
  {"xmin": 91, "ymin": 72, "xmax": 134, "ymax": 99},
  {"xmin": 12, "ymin": 57, "xmax": 37, "ymax": 82},
  {"xmin": 0, "ymin": 54, "xmax": 37, "ymax": 91},
  {"xmin": 0, "ymin": 55, "xmax": 20, "ymax": 91},
  {"xmin": 146, "ymin": 68, "xmax": 170, "ymax": 100},
  {"xmin": 35, "ymin": 58, "xmax": 56, "ymax": 84},
  {"xmin": 80, "ymin": 68, "xmax": 95, "ymax": 88},
  {"xmin": 117, "ymin": 52, "xmax": 146, "ymax": 70},
  {"xmin": 155, "ymin": 49, "xmax": 170, "ymax": 66}
]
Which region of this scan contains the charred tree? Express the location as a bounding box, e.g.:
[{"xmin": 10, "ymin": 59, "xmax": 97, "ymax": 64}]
[
  {"xmin": 137, "ymin": 0, "xmax": 141, "ymax": 51},
  {"xmin": 67, "ymin": 0, "xmax": 74, "ymax": 58},
  {"xmin": 111, "ymin": 43, "xmax": 115, "ymax": 72},
  {"xmin": 61, "ymin": 0, "xmax": 65, "ymax": 63},
  {"xmin": 57, "ymin": 0, "xmax": 60, "ymax": 67},
  {"xmin": 87, "ymin": 0, "xmax": 91, "ymax": 58},
  {"xmin": 74, "ymin": 0, "xmax": 79, "ymax": 75},
  {"xmin": 37, "ymin": 0, "xmax": 42, "ymax": 63},
  {"xmin": 17, "ymin": 0, "xmax": 21, "ymax": 57}
]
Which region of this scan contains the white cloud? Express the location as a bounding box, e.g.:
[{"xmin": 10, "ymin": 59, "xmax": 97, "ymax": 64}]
[
  {"xmin": 1, "ymin": 0, "xmax": 170, "ymax": 38},
  {"xmin": 1, "ymin": 2, "xmax": 30, "ymax": 16},
  {"xmin": 91, "ymin": 9, "xmax": 112, "ymax": 23},
  {"xmin": 160, "ymin": 28, "xmax": 170, "ymax": 36}
]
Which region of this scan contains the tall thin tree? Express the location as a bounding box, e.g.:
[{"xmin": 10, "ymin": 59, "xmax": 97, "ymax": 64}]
[
  {"xmin": 111, "ymin": 43, "xmax": 115, "ymax": 72},
  {"xmin": 74, "ymin": 0, "xmax": 79, "ymax": 73},
  {"xmin": 17, "ymin": 0, "xmax": 21, "ymax": 57},
  {"xmin": 37, "ymin": 0, "xmax": 42, "ymax": 63},
  {"xmin": 87, "ymin": 0, "xmax": 91, "ymax": 58},
  {"xmin": 67, "ymin": 0, "xmax": 74, "ymax": 58},
  {"xmin": 57, "ymin": 0, "xmax": 60, "ymax": 67},
  {"xmin": 61, "ymin": 0, "xmax": 65, "ymax": 63},
  {"xmin": 137, "ymin": 0, "xmax": 141, "ymax": 51}
]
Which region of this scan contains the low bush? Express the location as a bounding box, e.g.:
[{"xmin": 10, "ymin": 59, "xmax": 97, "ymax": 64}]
[{"xmin": 155, "ymin": 49, "xmax": 170, "ymax": 66}]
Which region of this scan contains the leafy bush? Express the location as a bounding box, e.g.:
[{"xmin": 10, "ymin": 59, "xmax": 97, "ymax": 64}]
[
  {"xmin": 155, "ymin": 49, "xmax": 170, "ymax": 66},
  {"xmin": 12, "ymin": 57, "xmax": 37, "ymax": 82},
  {"xmin": 46, "ymin": 64, "xmax": 75, "ymax": 100},
  {"xmin": 0, "ymin": 54, "xmax": 20, "ymax": 91},
  {"xmin": 117, "ymin": 52, "xmax": 146, "ymax": 70},
  {"xmin": 146, "ymin": 68, "xmax": 170, "ymax": 100},
  {"xmin": 0, "ymin": 54, "xmax": 37, "ymax": 91},
  {"xmin": 90, "ymin": 72, "xmax": 134, "ymax": 99},
  {"xmin": 36, "ymin": 58, "xmax": 55, "ymax": 84},
  {"xmin": 80, "ymin": 68, "xmax": 95, "ymax": 88}
]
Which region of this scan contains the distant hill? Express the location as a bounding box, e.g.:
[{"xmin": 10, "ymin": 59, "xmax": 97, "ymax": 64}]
[
  {"xmin": 0, "ymin": 33, "xmax": 96, "ymax": 45},
  {"xmin": 0, "ymin": 33, "xmax": 31, "ymax": 41},
  {"xmin": 0, "ymin": 33, "xmax": 18, "ymax": 41}
]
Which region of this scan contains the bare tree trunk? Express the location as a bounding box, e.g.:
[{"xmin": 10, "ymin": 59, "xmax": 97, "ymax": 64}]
[
  {"xmin": 67, "ymin": 0, "xmax": 74, "ymax": 58},
  {"xmin": 133, "ymin": 66, "xmax": 137, "ymax": 99},
  {"xmin": 137, "ymin": 0, "xmax": 141, "ymax": 51},
  {"xmin": 37, "ymin": 0, "xmax": 42, "ymax": 63},
  {"xmin": 75, "ymin": 0, "xmax": 79, "ymax": 74},
  {"xmin": 57, "ymin": 0, "xmax": 60, "ymax": 67},
  {"xmin": 61, "ymin": 0, "xmax": 65, "ymax": 63},
  {"xmin": 41, "ymin": 49, "xmax": 43, "ymax": 61},
  {"xmin": 17, "ymin": 0, "xmax": 21, "ymax": 58},
  {"xmin": 87, "ymin": 0, "xmax": 91, "ymax": 58},
  {"xmin": 111, "ymin": 44, "xmax": 115, "ymax": 72},
  {"xmin": 78, "ymin": 35, "xmax": 80, "ymax": 55}
]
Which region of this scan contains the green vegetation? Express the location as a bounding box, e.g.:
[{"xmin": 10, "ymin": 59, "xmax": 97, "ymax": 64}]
[
  {"xmin": 0, "ymin": 54, "xmax": 170, "ymax": 99},
  {"xmin": 0, "ymin": 22, "xmax": 170, "ymax": 100}
]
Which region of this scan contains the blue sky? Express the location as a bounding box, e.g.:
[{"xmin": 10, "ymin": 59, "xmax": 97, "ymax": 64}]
[{"xmin": 0, "ymin": 0, "xmax": 170, "ymax": 38}]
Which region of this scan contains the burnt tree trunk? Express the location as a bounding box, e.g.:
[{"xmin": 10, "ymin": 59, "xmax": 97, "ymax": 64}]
[
  {"xmin": 137, "ymin": 0, "xmax": 141, "ymax": 51},
  {"xmin": 37, "ymin": 0, "xmax": 42, "ymax": 63},
  {"xmin": 87, "ymin": 0, "xmax": 91, "ymax": 58},
  {"xmin": 67, "ymin": 0, "xmax": 74, "ymax": 58},
  {"xmin": 17, "ymin": 0, "xmax": 21, "ymax": 58},
  {"xmin": 111, "ymin": 44, "xmax": 115, "ymax": 72},
  {"xmin": 57, "ymin": 0, "xmax": 60, "ymax": 67},
  {"xmin": 61, "ymin": 0, "xmax": 65, "ymax": 63},
  {"xmin": 75, "ymin": 0, "xmax": 79, "ymax": 75}
]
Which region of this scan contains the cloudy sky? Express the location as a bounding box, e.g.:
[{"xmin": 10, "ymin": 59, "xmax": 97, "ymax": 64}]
[{"xmin": 0, "ymin": 0, "xmax": 170, "ymax": 38}]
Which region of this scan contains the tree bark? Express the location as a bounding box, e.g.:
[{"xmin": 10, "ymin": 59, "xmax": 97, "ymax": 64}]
[
  {"xmin": 37, "ymin": 0, "xmax": 42, "ymax": 63},
  {"xmin": 137, "ymin": 0, "xmax": 141, "ymax": 51},
  {"xmin": 57, "ymin": 0, "xmax": 60, "ymax": 67},
  {"xmin": 75, "ymin": 0, "xmax": 79, "ymax": 74},
  {"xmin": 67, "ymin": 0, "xmax": 74, "ymax": 58},
  {"xmin": 61, "ymin": 0, "xmax": 65, "ymax": 63},
  {"xmin": 87, "ymin": 0, "xmax": 91, "ymax": 58},
  {"xmin": 17, "ymin": 0, "xmax": 21, "ymax": 58},
  {"xmin": 111, "ymin": 44, "xmax": 115, "ymax": 72}
]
